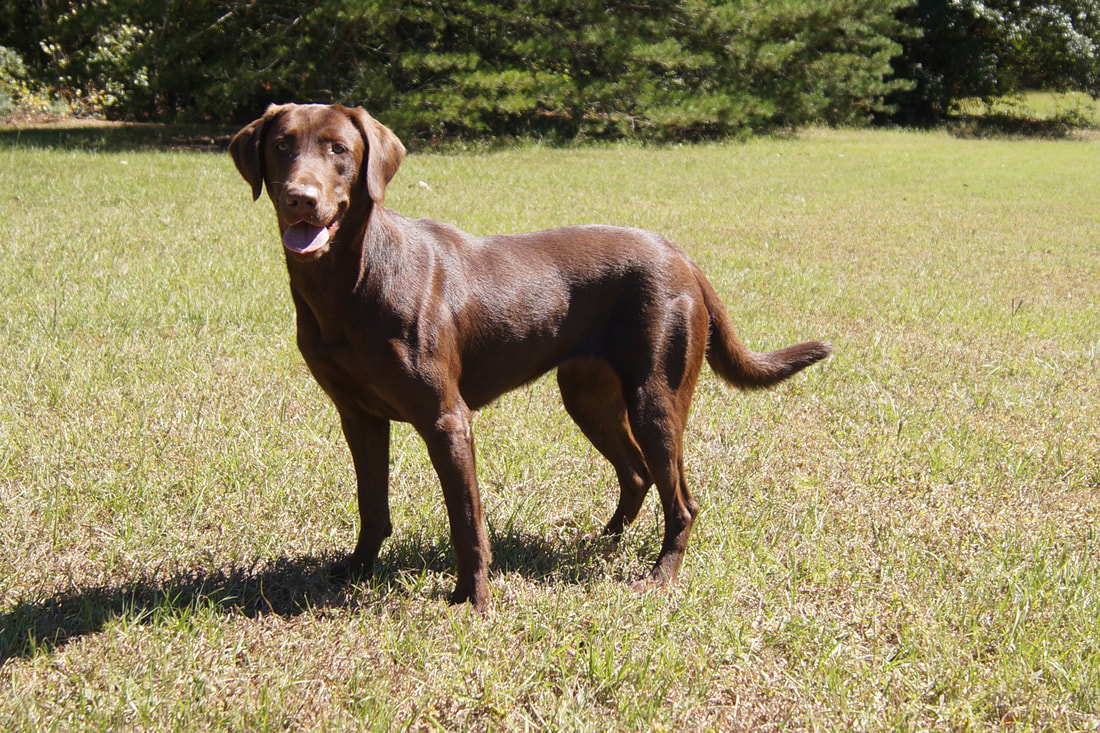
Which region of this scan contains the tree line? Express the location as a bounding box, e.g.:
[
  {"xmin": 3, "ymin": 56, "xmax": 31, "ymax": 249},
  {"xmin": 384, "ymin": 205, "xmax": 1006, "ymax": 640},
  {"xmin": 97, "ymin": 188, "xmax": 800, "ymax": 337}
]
[{"xmin": 2, "ymin": 0, "xmax": 1098, "ymax": 141}]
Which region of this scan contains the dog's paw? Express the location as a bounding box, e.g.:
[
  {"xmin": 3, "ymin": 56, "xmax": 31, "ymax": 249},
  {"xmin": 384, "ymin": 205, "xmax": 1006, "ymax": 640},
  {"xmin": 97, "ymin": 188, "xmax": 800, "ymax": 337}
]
[{"xmin": 448, "ymin": 577, "xmax": 490, "ymax": 615}]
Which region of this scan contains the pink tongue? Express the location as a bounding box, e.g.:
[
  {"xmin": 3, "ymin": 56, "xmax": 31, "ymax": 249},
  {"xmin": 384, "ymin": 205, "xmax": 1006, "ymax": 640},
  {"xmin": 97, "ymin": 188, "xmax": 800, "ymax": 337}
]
[{"xmin": 282, "ymin": 223, "xmax": 331, "ymax": 254}]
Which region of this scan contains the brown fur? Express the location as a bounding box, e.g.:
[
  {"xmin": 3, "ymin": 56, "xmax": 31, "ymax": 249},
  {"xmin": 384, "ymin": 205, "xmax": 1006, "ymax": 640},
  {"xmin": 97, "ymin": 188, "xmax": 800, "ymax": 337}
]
[{"xmin": 230, "ymin": 103, "xmax": 830, "ymax": 611}]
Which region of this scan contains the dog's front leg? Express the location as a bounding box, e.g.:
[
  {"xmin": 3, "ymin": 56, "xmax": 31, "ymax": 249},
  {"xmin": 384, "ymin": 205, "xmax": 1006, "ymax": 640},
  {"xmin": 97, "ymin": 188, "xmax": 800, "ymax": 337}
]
[
  {"xmin": 329, "ymin": 406, "xmax": 392, "ymax": 584},
  {"xmin": 418, "ymin": 404, "xmax": 491, "ymax": 612}
]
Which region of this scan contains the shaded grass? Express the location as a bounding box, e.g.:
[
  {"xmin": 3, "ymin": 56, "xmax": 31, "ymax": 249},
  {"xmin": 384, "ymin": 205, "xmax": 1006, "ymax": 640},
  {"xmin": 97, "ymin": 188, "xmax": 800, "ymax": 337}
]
[
  {"xmin": 949, "ymin": 91, "xmax": 1100, "ymax": 138},
  {"xmin": 2, "ymin": 126, "xmax": 1099, "ymax": 730},
  {"xmin": 0, "ymin": 119, "xmax": 235, "ymax": 152}
]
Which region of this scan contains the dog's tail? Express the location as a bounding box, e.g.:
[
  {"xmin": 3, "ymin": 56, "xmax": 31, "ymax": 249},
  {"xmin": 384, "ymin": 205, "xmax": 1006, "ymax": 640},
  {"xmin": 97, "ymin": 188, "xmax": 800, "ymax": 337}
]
[{"xmin": 696, "ymin": 266, "xmax": 831, "ymax": 390}]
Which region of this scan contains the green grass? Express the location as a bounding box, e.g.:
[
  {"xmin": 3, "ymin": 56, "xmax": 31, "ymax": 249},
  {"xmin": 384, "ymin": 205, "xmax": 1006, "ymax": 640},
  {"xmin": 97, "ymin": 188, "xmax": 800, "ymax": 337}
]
[
  {"xmin": 960, "ymin": 90, "xmax": 1100, "ymax": 122},
  {"xmin": 2, "ymin": 125, "xmax": 1099, "ymax": 730},
  {"xmin": 952, "ymin": 91, "xmax": 1100, "ymax": 136}
]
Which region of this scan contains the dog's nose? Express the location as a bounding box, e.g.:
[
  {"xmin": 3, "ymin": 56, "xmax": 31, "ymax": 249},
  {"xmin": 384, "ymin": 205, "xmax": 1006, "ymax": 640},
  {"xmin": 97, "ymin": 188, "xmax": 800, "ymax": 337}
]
[{"xmin": 285, "ymin": 184, "xmax": 320, "ymax": 213}]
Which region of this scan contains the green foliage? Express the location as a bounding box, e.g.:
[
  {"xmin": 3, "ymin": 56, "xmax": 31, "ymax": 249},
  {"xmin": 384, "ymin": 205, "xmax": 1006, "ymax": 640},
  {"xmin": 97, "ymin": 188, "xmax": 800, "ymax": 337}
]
[
  {"xmin": 704, "ymin": 0, "xmax": 915, "ymax": 129},
  {"xmin": 1010, "ymin": 0, "xmax": 1100, "ymax": 92},
  {"xmin": 892, "ymin": 0, "xmax": 1100, "ymax": 122},
  {"xmin": 0, "ymin": 45, "xmax": 27, "ymax": 116},
  {"xmin": 6, "ymin": 0, "xmax": 1097, "ymax": 135},
  {"xmin": 1, "ymin": 0, "xmax": 145, "ymax": 116},
  {"xmin": 369, "ymin": 0, "xmax": 913, "ymax": 140},
  {"xmin": 1, "ymin": 0, "xmax": 914, "ymax": 139},
  {"xmin": 0, "ymin": 44, "xmax": 68, "ymax": 118}
]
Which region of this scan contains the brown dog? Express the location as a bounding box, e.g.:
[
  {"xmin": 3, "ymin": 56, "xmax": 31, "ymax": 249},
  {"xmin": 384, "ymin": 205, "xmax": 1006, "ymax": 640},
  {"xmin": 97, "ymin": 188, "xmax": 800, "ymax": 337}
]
[{"xmin": 230, "ymin": 103, "xmax": 829, "ymax": 611}]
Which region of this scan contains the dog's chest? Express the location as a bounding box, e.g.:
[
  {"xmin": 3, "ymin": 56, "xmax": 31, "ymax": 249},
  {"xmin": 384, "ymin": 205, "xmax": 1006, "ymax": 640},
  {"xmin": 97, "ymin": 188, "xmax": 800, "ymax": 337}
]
[
  {"xmin": 300, "ymin": 336, "xmax": 407, "ymax": 419},
  {"xmin": 294, "ymin": 297, "xmax": 409, "ymax": 418}
]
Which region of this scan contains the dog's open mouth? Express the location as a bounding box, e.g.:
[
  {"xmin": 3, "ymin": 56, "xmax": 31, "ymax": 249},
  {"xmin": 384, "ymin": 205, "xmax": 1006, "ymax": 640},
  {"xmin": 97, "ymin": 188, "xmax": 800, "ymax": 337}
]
[{"xmin": 282, "ymin": 219, "xmax": 338, "ymax": 255}]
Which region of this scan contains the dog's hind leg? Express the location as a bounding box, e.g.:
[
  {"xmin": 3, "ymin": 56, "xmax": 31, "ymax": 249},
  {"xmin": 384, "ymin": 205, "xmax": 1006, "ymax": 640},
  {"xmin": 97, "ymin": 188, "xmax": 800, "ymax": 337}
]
[
  {"xmin": 618, "ymin": 294, "xmax": 707, "ymax": 585},
  {"xmin": 557, "ymin": 360, "xmax": 652, "ymax": 536},
  {"xmin": 624, "ymin": 384, "xmax": 700, "ymax": 585}
]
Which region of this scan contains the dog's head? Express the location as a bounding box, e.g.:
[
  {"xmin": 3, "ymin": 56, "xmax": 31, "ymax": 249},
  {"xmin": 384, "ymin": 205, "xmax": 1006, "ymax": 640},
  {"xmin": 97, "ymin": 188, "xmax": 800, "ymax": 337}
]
[{"xmin": 229, "ymin": 103, "xmax": 406, "ymax": 258}]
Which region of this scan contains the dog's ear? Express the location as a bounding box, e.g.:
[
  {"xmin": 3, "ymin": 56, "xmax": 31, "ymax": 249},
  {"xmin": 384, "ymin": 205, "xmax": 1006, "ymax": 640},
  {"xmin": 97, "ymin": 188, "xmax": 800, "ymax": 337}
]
[
  {"xmin": 346, "ymin": 107, "xmax": 406, "ymax": 205},
  {"xmin": 229, "ymin": 104, "xmax": 289, "ymax": 201}
]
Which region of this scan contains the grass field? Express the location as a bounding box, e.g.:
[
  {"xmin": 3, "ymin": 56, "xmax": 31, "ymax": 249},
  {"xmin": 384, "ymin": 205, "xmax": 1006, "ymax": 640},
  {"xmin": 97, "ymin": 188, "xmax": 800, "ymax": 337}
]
[{"xmin": 2, "ymin": 121, "xmax": 1099, "ymax": 730}]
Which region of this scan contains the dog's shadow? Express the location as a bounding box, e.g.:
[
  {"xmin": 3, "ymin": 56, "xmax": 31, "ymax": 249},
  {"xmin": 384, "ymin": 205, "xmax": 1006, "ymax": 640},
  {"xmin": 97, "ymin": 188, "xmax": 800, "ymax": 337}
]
[
  {"xmin": 0, "ymin": 554, "xmax": 333, "ymax": 663},
  {"xmin": 1, "ymin": 528, "xmax": 637, "ymax": 662}
]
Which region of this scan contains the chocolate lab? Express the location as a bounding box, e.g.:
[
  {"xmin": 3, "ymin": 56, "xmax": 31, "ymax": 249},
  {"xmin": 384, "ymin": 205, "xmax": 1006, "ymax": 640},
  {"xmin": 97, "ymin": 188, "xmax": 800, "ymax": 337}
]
[{"xmin": 229, "ymin": 103, "xmax": 830, "ymax": 611}]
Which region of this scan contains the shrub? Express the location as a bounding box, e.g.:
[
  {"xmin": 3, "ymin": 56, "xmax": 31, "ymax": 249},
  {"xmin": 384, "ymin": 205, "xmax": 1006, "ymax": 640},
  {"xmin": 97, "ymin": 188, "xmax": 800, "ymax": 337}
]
[
  {"xmin": 3, "ymin": 0, "xmax": 913, "ymax": 138},
  {"xmin": 891, "ymin": 0, "xmax": 1100, "ymax": 123}
]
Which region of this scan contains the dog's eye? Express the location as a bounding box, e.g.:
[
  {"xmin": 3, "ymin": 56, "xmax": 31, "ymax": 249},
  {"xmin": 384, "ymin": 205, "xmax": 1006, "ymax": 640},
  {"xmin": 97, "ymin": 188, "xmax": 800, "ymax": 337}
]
[
  {"xmin": 275, "ymin": 140, "xmax": 290, "ymax": 153},
  {"xmin": 331, "ymin": 142, "xmax": 347, "ymax": 155}
]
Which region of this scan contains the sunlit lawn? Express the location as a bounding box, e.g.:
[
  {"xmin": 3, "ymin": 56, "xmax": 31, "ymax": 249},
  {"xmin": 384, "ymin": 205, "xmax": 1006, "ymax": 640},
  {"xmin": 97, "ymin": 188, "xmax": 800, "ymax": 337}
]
[{"xmin": 1, "ymin": 121, "xmax": 1098, "ymax": 730}]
